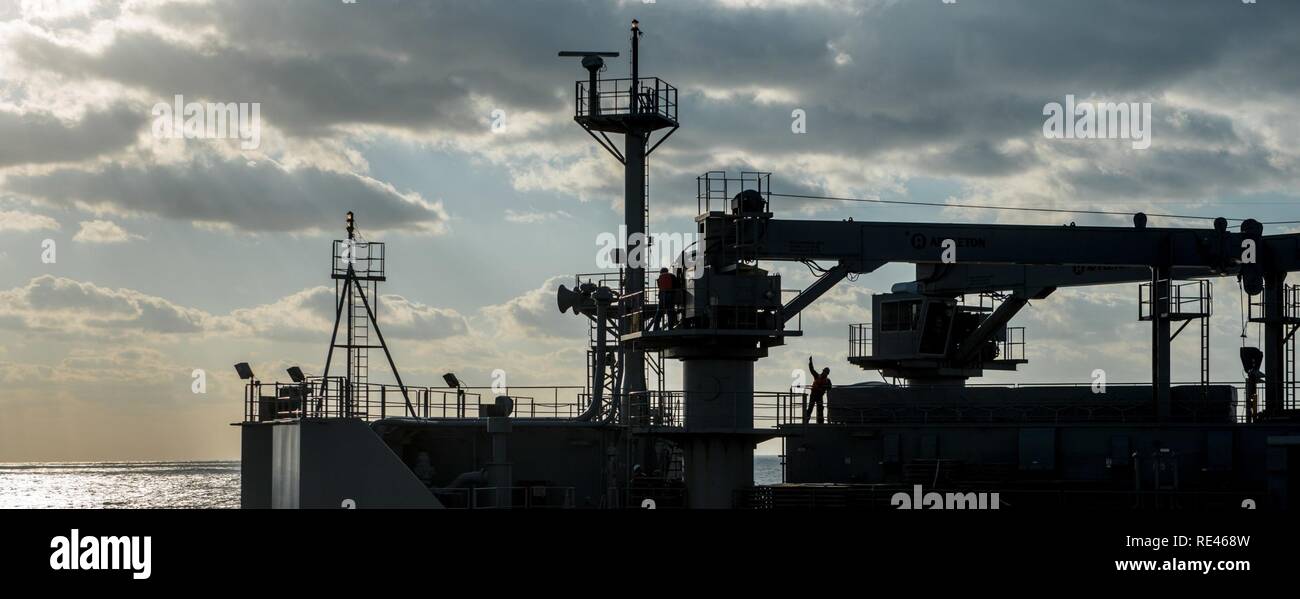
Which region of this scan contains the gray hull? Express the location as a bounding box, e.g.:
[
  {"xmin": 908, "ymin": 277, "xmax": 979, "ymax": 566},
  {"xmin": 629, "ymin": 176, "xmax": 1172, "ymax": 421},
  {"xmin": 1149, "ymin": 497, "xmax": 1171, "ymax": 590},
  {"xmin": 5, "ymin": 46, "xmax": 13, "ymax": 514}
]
[{"xmin": 241, "ymin": 419, "xmax": 442, "ymax": 509}]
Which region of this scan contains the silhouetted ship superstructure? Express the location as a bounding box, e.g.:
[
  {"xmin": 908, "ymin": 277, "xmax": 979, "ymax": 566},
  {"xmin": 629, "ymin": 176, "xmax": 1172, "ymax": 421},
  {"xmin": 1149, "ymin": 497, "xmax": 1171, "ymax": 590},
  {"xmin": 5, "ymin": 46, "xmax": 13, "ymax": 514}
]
[{"xmin": 236, "ymin": 21, "xmax": 1300, "ymax": 509}]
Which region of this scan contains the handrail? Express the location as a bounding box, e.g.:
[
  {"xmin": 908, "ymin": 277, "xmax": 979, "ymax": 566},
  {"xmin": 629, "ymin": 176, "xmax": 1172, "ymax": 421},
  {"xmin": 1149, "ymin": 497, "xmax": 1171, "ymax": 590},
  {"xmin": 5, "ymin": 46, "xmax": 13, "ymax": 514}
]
[
  {"xmin": 814, "ymin": 380, "xmax": 1271, "ymax": 424},
  {"xmin": 244, "ymin": 378, "xmax": 1287, "ymax": 427},
  {"xmin": 619, "ymin": 288, "xmax": 795, "ymax": 335},
  {"xmin": 848, "ymin": 322, "xmax": 1025, "ymax": 362},
  {"xmin": 576, "ymin": 77, "xmax": 677, "ymax": 121},
  {"xmin": 242, "ymin": 377, "xmax": 590, "ymax": 423}
]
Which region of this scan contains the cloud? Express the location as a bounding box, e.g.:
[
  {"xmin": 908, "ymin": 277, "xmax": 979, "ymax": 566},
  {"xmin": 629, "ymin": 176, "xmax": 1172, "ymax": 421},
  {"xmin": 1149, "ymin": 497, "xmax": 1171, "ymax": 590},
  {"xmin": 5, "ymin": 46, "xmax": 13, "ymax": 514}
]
[
  {"xmin": 504, "ymin": 209, "xmax": 572, "ymax": 224},
  {"xmin": 6, "ymin": 158, "xmax": 450, "ymax": 234},
  {"xmin": 4, "ymin": 5, "xmax": 556, "ymax": 136},
  {"xmin": 0, "ymin": 275, "xmax": 206, "ymax": 335},
  {"xmin": 0, "ymin": 346, "xmax": 180, "ymax": 388},
  {"xmin": 378, "ymin": 294, "xmax": 470, "ymax": 340},
  {"xmin": 215, "ymin": 286, "xmax": 334, "ymax": 342},
  {"xmin": 0, "ymin": 209, "xmax": 59, "ymax": 232},
  {"xmin": 0, "ymin": 104, "xmax": 144, "ymax": 167},
  {"xmin": 72, "ymin": 219, "xmax": 140, "ymax": 243},
  {"xmin": 479, "ymin": 275, "xmax": 588, "ymax": 340},
  {"xmin": 217, "ymin": 285, "xmax": 469, "ymax": 342},
  {"xmin": 0, "ymin": 274, "xmax": 473, "ymax": 345}
]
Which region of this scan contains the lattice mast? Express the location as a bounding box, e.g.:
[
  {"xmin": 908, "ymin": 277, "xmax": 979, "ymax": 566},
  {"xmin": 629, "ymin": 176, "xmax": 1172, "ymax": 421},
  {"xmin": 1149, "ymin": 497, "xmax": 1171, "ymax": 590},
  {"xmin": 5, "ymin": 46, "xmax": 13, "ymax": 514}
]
[{"xmin": 321, "ymin": 211, "xmax": 415, "ymax": 418}]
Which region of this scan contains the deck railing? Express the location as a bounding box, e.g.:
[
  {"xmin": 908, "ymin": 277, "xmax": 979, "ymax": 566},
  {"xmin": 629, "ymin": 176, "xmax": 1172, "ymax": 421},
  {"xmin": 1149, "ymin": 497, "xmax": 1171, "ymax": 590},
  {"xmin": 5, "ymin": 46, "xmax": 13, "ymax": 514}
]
[
  {"xmin": 242, "ymin": 377, "xmax": 588, "ymax": 422},
  {"xmin": 848, "ymin": 322, "xmax": 1025, "ymax": 362},
  {"xmin": 244, "ymin": 377, "xmax": 1284, "ymax": 427}
]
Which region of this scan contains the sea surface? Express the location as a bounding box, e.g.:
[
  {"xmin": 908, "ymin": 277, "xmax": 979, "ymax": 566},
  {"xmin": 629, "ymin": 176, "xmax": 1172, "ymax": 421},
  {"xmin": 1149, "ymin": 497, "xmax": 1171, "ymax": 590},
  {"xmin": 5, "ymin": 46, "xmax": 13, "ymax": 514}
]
[
  {"xmin": 0, "ymin": 457, "xmax": 784, "ymax": 508},
  {"xmin": 0, "ymin": 461, "xmax": 241, "ymax": 509}
]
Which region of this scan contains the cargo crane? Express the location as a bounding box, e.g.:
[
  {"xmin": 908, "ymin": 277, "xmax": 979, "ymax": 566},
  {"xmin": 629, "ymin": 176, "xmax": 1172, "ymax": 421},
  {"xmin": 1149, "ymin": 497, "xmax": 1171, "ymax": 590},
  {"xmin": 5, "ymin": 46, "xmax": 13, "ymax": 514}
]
[{"xmin": 596, "ymin": 167, "xmax": 1300, "ymax": 507}]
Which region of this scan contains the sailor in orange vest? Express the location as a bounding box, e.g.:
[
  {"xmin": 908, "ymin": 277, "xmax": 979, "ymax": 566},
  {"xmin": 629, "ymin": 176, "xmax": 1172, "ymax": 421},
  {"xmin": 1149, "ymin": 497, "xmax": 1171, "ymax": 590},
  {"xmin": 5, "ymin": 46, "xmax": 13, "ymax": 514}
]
[
  {"xmin": 650, "ymin": 267, "xmax": 677, "ymax": 330},
  {"xmin": 804, "ymin": 356, "xmax": 832, "ymax": 424}
]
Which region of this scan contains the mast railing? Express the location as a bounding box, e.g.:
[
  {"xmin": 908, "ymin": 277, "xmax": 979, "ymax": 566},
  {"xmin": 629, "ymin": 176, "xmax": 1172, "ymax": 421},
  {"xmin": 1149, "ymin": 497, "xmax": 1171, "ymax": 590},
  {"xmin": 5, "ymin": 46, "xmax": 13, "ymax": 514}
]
[{"xmin": 576, "ymin": 77, "xmax": 677, "ymax": 121}]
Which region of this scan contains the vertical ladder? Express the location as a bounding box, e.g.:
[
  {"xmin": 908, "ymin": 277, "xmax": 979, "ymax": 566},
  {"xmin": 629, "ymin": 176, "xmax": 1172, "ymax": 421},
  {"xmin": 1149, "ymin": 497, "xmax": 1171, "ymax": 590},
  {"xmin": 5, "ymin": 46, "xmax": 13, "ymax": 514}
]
[
  {"xmin": 643, "ymin": 153, "xmax": 651, "ymax": 253},
  {"xmin": 641, "ymin": 153, "xmax": 664, "ymax": 401},
  {"xmin": 1287, "ymin": 283, "xmax": 1297, "ymax": 410},
  {"xmin": 1287, "ymin": 327, "xmax": 1296, "ymax": 410},
  {"xmin": 351, "ymin": 279, "xmax": 370, "ymax": 416},
  {"xmin": 643, "ymin": 152, "xmax": 652, "ymax": 299},
  {"xmin": 1200, "ymin": 313, "xmax": 1210, "ymax": 398}
]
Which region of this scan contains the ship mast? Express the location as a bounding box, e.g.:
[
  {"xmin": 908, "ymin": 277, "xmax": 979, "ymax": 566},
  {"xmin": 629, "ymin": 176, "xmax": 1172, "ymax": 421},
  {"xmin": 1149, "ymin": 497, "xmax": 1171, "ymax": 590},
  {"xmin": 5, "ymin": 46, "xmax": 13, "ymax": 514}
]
[{"xmin": 560, "ymin": 20, "xmax": 679, "ymax": 417}]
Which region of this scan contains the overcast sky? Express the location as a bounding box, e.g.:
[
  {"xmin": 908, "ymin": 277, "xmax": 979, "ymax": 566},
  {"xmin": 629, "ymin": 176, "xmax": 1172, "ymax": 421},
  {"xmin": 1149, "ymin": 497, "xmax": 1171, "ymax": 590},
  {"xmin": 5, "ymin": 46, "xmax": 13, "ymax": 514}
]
[{"xmin": 1, "ymin": 0, "xmax": 1297, "ymax": 461}]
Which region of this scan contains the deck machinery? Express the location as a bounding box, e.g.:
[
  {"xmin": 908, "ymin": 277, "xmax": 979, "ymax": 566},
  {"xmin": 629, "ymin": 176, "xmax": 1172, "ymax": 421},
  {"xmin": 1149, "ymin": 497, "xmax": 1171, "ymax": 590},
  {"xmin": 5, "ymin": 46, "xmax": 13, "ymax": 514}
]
[{"xmin": 237, "ymin": 21, "xmax": 1300, "ymax": 509}]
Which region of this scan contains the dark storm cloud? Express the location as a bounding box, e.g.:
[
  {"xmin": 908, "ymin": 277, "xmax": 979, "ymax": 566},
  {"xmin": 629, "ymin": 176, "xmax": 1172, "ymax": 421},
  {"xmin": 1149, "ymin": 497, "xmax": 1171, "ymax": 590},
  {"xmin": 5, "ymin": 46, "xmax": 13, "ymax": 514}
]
[
  {"xmin": 8, "ymin": 0, "xmax": 624, "ymax": 135},
  {"xmin": 919, "ymin": 140, "xmax": 1038, "ymax": 178},
  {"xmin": 1064, "ymin": 145, "xmax": 1288, "ymax": 203},
  {"xmin": 644, "ymin": 0, "xmax": 1297, "ymax": 194},
  {"xmin": 3, "ymin": 0, "xmax": 1298, "ymax": 214},
  {"xmin": 10, "ymin": 29, "xmax": 485, "ymax": 137},
  {"xmin": 4, "ymin": 158, "xmax": 447, "ymax": 233},
  {"xmin": 29, "ymin": 0, "xmax": 1283, "ymax": 139},
  {"xmin": 0, "ymin": 104, "xmax": 144, "ymax": 166}
]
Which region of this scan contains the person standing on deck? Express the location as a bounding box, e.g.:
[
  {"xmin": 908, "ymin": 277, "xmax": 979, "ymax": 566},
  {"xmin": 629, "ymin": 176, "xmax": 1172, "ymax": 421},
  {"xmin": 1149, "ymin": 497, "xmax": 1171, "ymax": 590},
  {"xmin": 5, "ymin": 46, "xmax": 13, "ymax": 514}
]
[
  {"xmin": 804, "ymin": 356, "xmax": 832, "ymax": 424},
  {"xmin": 650, "ymin": 267, "xmax": 676, "ymax": 330}
]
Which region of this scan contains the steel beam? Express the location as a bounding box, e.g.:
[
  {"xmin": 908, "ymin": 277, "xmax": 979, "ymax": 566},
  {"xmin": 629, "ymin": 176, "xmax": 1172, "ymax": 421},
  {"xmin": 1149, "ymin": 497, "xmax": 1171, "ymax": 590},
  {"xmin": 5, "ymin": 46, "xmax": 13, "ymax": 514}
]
[
  {"xmin": 1265, "ymin": 270, "xmax": 1286, "ymax": 414},
  {"xmin": 1152, "ymin": 267, "xmax": 1171, "ymax": 422},
  {"xmin": 952, "ymin": 292, "xmax": 1032, "ymax": 365},
  {"xmin": 753, "ymin": 219, "xmax": 1300, "ymax": 270},
  {"xmin": 779, "ymin": 261, "xmax": 883, "ymax": 324}
]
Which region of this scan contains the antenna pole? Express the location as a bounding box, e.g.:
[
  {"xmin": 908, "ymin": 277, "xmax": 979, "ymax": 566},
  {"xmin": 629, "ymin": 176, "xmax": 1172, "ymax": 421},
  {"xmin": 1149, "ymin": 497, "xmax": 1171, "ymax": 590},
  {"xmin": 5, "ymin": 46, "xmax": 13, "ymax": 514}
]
[
  {"xmin": 588, "ymin": 64, "xmax": 600, "ymax": 117},
  {"xmin": 622, "ymin": 18, "xmax": 649, "ymax": 402},
  {"xmin": 630, "ymin": 20, "xmax": 640, "ymax": 114}
]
